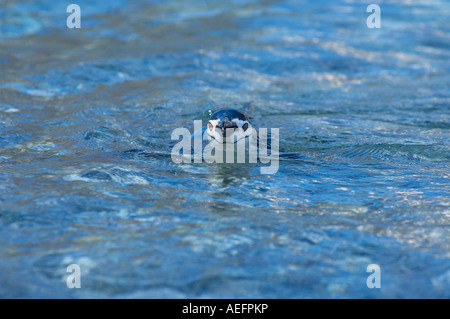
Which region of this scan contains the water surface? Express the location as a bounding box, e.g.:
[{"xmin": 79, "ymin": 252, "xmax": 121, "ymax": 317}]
[{"xmin": 0, "ymin": 0, "xmax": 449, "ymax": 298}]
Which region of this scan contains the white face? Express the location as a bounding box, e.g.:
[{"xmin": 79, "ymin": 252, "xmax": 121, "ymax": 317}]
[{"xmin": 206, "ymin": 118, "xmax": 252, "ymax": 143}]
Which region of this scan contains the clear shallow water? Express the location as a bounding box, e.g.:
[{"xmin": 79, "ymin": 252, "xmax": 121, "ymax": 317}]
[{"xmin": 0, "ymin": 0, "xmax": 449, "ymax": 298}]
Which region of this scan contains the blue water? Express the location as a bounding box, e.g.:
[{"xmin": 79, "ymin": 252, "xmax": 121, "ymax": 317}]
[{"xmin": 0, "ymin": 0, "xmax": 449, "ymax": 298}]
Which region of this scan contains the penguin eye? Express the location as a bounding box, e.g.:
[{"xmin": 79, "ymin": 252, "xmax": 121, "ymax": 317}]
[
  {"xmin": 242, "ymin": 123, "xmax": 249, "ymax": 131},
  {"xmin": 208, "ymin": 122, "xmax": 213, "ymax": 130}
]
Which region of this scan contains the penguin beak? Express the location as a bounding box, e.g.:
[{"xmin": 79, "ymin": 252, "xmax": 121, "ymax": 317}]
[
  {"xmin": 219, "ymin": 124, "xmax": 238, "ymax": 137},
  {"xmin": 217, "ymin": 118, "xmax": 238, "ymax": 138}
]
